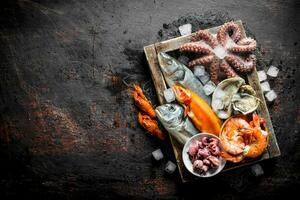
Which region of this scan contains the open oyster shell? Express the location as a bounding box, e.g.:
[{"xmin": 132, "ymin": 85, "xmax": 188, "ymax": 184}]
[
  {"xmin": 211, "ymin": 77, "xmax": 245, "ymax": 119},
  {"xmin": 231, "ymin": 93, "xmax": 261, "ymax": 115}
]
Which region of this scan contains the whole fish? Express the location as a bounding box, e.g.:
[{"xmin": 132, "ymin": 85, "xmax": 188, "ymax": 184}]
[
  {"xmin": 172, "ymin": 85, "xmax": 221, "ymax": 135},
  {"xmin": 155, "ymin": 103, "xmax": 198, "ymax": 145},
  {"xmin": 158, "ymin": 52, "xmax": 211, "ymax": 104}
]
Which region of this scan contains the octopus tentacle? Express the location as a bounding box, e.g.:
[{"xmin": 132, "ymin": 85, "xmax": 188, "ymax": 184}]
[
  {"xmin": 180, "ymin": 42, "xmax": 212, "ymax": 54},
  {"xmin": 228, "ymin": 38, "xmax": 257, "ymax": 53},
  {"xmin": 191, "ymin": 30, "xmax": 218, "ymax": 48},
  {"xmin": 188, "ymin": 54, "xmax": 214, "ymax": 67},
  {"xmin": 209, "ymin": 59, "xmax": 220, "ymax": 84},
  {"xmin": 220, "ymin": 60, "xmax": 238, "ymax": 78},
  {"xmin": 225, "ymin": 54, "xmax": 256, "ymax": 73},
  {"xmin": 217, "ymin": 21, "xmax": 242, "ymax": 46}
]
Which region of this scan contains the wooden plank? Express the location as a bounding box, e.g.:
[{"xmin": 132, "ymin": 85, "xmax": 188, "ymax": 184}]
[
  {"xmin": 143, "ymin": 45, "xmax": 167, "ymax": 104},
  {"xmin": 237, "ymin": 20, "xmax": 281, "ymax": 158},
  {"xmin": 144, "ymin": 20, "xmax": 280, "ymax": 182},
  {"xmin": 247, "ymin": 58, "xmax": 281, "ymax": 158},
  {"xmin": 144, "ymin": 45, "xmax": 190, "ymax": 181}
]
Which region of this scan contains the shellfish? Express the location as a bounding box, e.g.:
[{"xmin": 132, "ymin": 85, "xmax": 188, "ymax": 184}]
[{"xmin": 211, "ymin": 77, "xmax": 245, "ymax": 119}]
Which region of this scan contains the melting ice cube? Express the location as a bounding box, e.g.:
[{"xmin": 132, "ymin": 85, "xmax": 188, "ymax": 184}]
[
  {"xmin": 165, "ymin": 161, "xmax": 177, "ymax": 174},
  {"xmin": 164, "ymin": 88, "xmax": 176, "ymax": 103},
  {"xmin": 198, "ymin": 71, "xmax": 210, "ymax": 85},
  {"xmin": 260, "ymin": 81, "xmax": 271, "ymax": 93},
  {"xmin": 152, "ymin": 149, "xmax": 164, "ymax": 161},
  {"xmin": 265, "ymin": 90, "xmax": 277, "ymax": 102},
  {"xmin": 194, "ymin": 65, "xmax": 206, "ymax": 77},
  {"xmin": 257, "ymin": 70, "xmax": 267, "ymax": 82},
  {"xmin": 251, "ymin": 164, "xmax": 264, "ymax": 177},
  {"xmin": 213, "ymin": 46, "xmax": 227, "ymax": 59},
  {"xmin": 178, "ymin": 24, "xmax": 192, "ymax": 36},
  {"xmin": 203, "ymin": 81, "xmax": 216, "ymax": 96},
  {"xmin": 267, "ymin": 65, "xmax": 279, "ymax": 77}
]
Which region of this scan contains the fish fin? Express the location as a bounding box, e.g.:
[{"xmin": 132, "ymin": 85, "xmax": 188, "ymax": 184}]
[{"xmin": 183, "ymin": 106, "xmax": 190, "ymax": 117}]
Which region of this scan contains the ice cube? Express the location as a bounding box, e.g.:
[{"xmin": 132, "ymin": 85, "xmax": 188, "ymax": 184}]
[
  {"xmin": 213, "ymin": 46, "xmax": 227, "ymax": 59},
  {"xmin": 163, "ymin": 88, "xmax": 176, "ymax": 103},
  {"xmin": 212, "ymin": 99, "xmax": 224, "ymax": 110},
  {"xmin": 177, "ymin": 55, "xmax": 189, "ymax": 65},
  {"xmin": 257, "ymin": 70, "xmax": 267, "ymax": 82},
  {"xmin": 251, "ymin": 164, "xmax": 264, "ymax": 177},
  {"xmin": 178, "ymin": 24, "xmax": 192, "ymax": 36},
  {"xmin": 198, "ymin": 72, "xmax": 210, "ymax": 85},
  {"xmin": 165, "ymin": 161, "xmax": 177, "ymax": 174},
  {"xmin": 260, "ymin": 81, "xmax": 271, "ymax": 93},
  {"xmin": 152, "ymin": 149, "xmax": 164, "ymax": 161},
  {"xmin": 203, "ymin": 81, "xmax": 216, "ymax": 96},
  {"xmin": 267, "ymin": 65, "xmax": 279, "ymax": 77},
  {"xmin": 194, "ymin": 65, "xmax": 206, "ymax": 77},
  {"xmin": 265, "ymin": 90, "xmax": 277, "ymax": 102}
]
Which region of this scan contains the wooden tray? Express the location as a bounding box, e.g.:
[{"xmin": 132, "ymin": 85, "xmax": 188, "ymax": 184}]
[{"xmin": 144, "ymin": 20, "xmax": 281, "ymax": 182}]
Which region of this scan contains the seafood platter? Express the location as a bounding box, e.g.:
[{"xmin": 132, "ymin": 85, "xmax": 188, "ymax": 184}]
[{"xmin": 135, "ymin": 20, "xmax": 280, "ymax": 182}]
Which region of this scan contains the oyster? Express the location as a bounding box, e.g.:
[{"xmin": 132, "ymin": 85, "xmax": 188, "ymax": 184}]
[
  {"xmin": 239, "ymin": 85, "xmax": 256, "ymax": 95},
  {"xmin": 231, "ymin": 93, "xmax": 261, "ymax": 115},
  {"xmin": 212, "ymin": 77, "xmax": 245, "ymax": 119}
]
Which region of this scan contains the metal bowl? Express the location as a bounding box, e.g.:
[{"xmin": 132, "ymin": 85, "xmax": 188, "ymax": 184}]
[{"xmin": 182, "ymin": 133, "xmax": 226, "ymax": 178}]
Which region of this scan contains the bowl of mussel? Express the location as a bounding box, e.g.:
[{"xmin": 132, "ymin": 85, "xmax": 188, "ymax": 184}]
[{"xmin": 182, "ymin": 133, "xmax": 226, "ymax": 178}]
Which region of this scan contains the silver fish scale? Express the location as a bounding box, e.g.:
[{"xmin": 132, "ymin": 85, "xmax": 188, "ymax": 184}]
[
  {"xmin": 158, "ymin": 53, "xmax": 211, "ymax": 105},
  {"xmin": 155, "ymin": 104, "xmax": 198, "ymax": 146}
]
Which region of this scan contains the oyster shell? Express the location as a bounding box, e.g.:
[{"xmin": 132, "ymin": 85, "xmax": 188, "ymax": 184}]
[
  {"xmin": 212, "ymin": 77, "xmax": 245, "ymax": 119},
  {"xmin": 239, "ymin": 85, "xmax": 256, "ymax": 95},
  {"xmin": 231, "ymin": 93, "xmax": 261, "ymax": 115}
]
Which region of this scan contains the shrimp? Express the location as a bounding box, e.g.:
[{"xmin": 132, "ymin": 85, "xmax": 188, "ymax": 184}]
[
  {"xmin": 138, "ymin": 112, "xmax": 166, "ymax": 140},
  {"xmin": 220, "ymin": 114, "xmax": 269, "ymax": 162},
  {"xmin": 219, "ymin": 117, "xmax": 252, "ymax": 155},
  {"xmin": 220, "ymin": 151, "xmax": 244, "ymax": 163},
  {"xmin": 133, "ymin": 84, "xmax": 156, "ymax": 118},
  {"xmin": 243, "ymin": 114, "xmax": 269, "ymax": 158}
]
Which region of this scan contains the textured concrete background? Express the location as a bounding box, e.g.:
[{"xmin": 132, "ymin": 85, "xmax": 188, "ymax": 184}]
[{"xmin": 0, "ymin": 0, "xmax": 299, "ymax": 199}]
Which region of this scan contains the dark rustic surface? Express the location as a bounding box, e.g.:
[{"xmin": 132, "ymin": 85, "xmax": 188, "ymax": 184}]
[{"xmin": 0, "ymin": 0, "xmax": 299, "ymax": 199}]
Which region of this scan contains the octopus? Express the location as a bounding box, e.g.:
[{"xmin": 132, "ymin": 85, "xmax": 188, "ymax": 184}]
[{"xmin": 180, "ymin": 21, "xmax": 257, "ymax": 84}]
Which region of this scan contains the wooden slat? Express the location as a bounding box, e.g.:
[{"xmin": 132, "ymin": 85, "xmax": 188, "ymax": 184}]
[
  {"xmin": 247, "ymin": 59, "xmax": 281, "ymax": 158},
  {"xmin": 144, "ymin": 20, "xmax": 280, "ymax": 182},
  {"xmin": 237, "ymin": 20, "xmax": 280, "ymax": 158},
  {"xmin": 144, "ymin": 45, "xmax": 189, "ymax": 182},
  {"xmin": 143, "ymin": 45, "xmax": 167, "ymax": 104}
]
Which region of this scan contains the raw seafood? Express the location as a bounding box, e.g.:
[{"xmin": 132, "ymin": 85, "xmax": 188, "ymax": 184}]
[
  {"xmin": 157, "ymin": 52, "xmax": 211, "ymax": 104},
  {"xmin": 180, "ymin": 21, "xmax": 257, "ymax": 83},
  {"xmin": 220, "ymin": 117, "xmax": 251, "ymax": 155},
  {"xmin": 172, "ymin": 85, "xmax": 221, "ymax": 135},
  {"xmin": 219, "ymin": 114, "xmax": 269, "ymax": 163},
  {"xmin": 188, "ymin": 137, "xmax": 221, "ymax": 173},
  {"xmin": 138, "ymin": 112, "xmax": 166, "ymax": 140},
  {"xmin": 155, "ymin": 104, "xmax": 198, "ymax": 145},
  {"xmin": 231, "ymin": 93, "xmax": 261, "ymax": 115},
  {"xmin": 133, "ymin": 84, "xmax": 156, "ymax": 118},
  {"xmin": 212, "ymin": 77, "xmax": 245, "ymax": 119},
  {"xmin": 239, "ymin": 84, "xmax": 256, "ymax": 95},
  {"xmin": 243, "ymin": 114, "xmax": 269, "ymax": 158}
]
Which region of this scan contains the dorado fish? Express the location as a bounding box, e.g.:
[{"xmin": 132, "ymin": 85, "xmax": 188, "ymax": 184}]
[
  {"xmin": 155, "ymin": 104, "xmax": 198, "ymax": 146},
  {"xmin": 172, "ymin": 85, "xmax": 221, "ymax": 135},
  {"xmin": 157, "ymin": 52, "xmax": 211, "ymax": 104}
]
